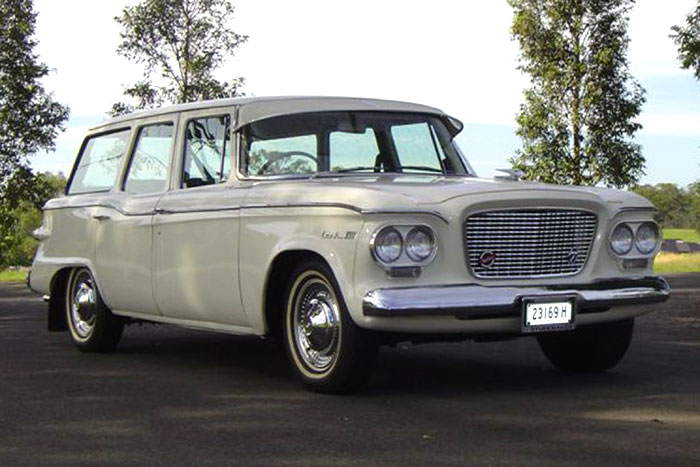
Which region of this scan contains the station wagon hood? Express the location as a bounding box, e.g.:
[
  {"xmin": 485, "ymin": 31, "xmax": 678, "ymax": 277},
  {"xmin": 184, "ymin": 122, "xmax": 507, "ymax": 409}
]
[{"xmin": 244, "ymin": 175, "xmax": 654, "ymax": 213}]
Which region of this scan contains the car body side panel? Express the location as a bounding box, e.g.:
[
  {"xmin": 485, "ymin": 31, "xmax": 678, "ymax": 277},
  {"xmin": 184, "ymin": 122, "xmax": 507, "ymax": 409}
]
[
  {"xmin": 153, "ymin": 185, "xmax": 250, "ymax": 326},
  {"xmin": 238, "ymin": 206, "xmax": 364, "ymax": 335},
  {"xmin": 29, "ymin": 194, "xmax": 101, "ymax": 296},
  {"xmin": 93, "ymin": 191, "xmax": 163, "ymax": 315}
]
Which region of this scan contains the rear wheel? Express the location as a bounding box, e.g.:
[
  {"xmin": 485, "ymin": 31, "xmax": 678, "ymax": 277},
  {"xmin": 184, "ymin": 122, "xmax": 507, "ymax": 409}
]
[
  {"xmin": 283, "ymin": 259, "xmax": 376, "ymax": 393},
  {"xmin": 537, "ymin": 319, "xmax": 635, "ymax": 372},
  {"xmin": 65, "ymin": 268, "xmax": 124, "ymax": 353}
]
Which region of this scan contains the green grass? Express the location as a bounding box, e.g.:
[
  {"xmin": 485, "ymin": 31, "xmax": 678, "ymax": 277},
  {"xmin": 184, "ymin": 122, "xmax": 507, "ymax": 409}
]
[
  {"xmin": 654, "ymin": 253, "xmax": 700, "ymax": 274},
  {"xmin": 0, "ymin": 269, "xmax": 27, "ymax": 282},
  {"xmin": 663, "ymin": 228, "xmax": 700, "ymax": 243}
]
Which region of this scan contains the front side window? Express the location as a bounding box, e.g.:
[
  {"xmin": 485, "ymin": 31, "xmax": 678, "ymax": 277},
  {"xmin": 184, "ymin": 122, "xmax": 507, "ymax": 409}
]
[
  {"xmin": 240, "ymin": 112, "xmax": 467, "ymax": 177},
  {"xmin": 124, "ymin": 123, "xmax": 174, "ymax": 194},
  {"xmin": 68, "ymin": 129, "xmax": 131, "ymax": 194},
  {"xmin": 183, "ymin": 115, "xmax": 231, "ymax": 188}
]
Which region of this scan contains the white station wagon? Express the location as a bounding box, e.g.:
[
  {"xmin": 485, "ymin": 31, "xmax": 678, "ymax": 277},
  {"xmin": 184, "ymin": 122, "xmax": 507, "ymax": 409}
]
[{"xmin": 29, "ymin": 96, "xmax": 670, "ymax": 392}]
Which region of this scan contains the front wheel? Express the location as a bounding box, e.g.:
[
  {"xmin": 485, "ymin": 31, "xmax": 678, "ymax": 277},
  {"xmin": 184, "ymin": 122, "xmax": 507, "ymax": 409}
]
[
  {"xmin": 537, "ymin": 319, "xmax": 635, "ymax": 372},
  {"xmin": 283, "ymin": 259, "xmax": 376, "ymax": 393},
  {"xmin": 65, "ymin": 268, "xmax": 124, "ymax": 353}
]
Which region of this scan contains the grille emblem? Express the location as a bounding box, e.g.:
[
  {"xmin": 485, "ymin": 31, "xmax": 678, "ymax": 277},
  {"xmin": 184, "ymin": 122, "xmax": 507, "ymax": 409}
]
[
  {"xmin": 565, "ymin": 249, "xmax": 579, "ymax": 265},
  {"xmin": 478, "ymin": 251, "xmax": 497, "ymax": 269}
]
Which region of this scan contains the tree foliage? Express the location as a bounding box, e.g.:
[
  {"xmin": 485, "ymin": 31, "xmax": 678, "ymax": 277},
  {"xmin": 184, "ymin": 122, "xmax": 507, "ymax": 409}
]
[
  {"xmin": 0, "ymin": 0, "xmax": 69, "ymax": 205},
  {"xmin": 111, "ymin": 0, "xmax": 248, "ymax": 116},
  {"xmin": 632, "ymin": 183, "xmax": 695, "ymax": 228},
  {"xmin": 508, "ymin": 0, "xmax": 646, "ymax": 188},
  {"xmin": 1, "ymin": 172, "xmax": 66, "ymax": 268},
  {"xmin": 0, "ymin": 0, "xmax": 69, "ymax": 270},
  {"xmin": 671, "ymin": 3, "xmax": 700, "ymax": 81}
]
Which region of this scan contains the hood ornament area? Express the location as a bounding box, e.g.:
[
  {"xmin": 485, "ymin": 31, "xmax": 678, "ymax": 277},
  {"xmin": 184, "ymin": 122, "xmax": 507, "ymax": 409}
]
[{"xmin": 494, "ymin": 168, "xmax": 525, "ymax": 181}]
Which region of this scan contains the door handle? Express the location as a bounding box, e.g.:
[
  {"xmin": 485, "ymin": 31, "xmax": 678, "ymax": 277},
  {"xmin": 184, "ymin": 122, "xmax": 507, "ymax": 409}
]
[{"xmin": 93, "ymin": 215, "xmax": 111, "ymax": 221}]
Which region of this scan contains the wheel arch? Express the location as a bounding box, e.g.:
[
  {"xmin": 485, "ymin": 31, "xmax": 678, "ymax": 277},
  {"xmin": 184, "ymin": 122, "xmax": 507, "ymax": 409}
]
[
  {"xmin": 46, "ymin": 264, "xmax": 106, "ymax": 332},
  {"xmin": 262, "ymin": 250, "xmax": 330, "ymax": 339},
  {"xmin": 47, "ymin": 267, "xmax": 72, "ymax": 332}
]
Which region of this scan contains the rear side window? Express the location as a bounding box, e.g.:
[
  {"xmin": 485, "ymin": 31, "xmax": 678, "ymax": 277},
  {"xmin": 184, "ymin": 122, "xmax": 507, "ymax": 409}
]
[
  {"xmin": 183, "ymin": 115, "xmax": 231, "ymax": 188},
  {"xmin": 68, "ymin": 129, "xmax": 131, "ymax": 194},
  {"xmin": 124, "ymin": 123, "xmax": 174, "ymax": 194}
]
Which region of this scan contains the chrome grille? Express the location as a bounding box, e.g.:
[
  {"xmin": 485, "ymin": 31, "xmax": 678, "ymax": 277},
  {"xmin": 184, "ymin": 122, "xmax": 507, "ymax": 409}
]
[{"xmin": 465, "ymin": 209, "xmax": 597, "ymax": 279}]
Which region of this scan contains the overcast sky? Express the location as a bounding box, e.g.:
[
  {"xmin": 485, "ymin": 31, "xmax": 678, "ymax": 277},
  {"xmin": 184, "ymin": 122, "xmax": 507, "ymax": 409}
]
[{"xmin": 31, "ymin": 0, "xmax": 700, "ymax": 186}]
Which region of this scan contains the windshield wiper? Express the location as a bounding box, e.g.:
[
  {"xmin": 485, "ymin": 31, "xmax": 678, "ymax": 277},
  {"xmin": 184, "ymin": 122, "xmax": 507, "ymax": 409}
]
[{"xmin": 335, "ymin": 165, "xmax": 444, "ymax": 174}]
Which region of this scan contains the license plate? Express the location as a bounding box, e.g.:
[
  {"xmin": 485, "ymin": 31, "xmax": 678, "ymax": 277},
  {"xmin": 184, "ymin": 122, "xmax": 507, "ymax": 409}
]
[{"xmin": 523, "ymin": 299, "xmax": 575, "ymax": 333}]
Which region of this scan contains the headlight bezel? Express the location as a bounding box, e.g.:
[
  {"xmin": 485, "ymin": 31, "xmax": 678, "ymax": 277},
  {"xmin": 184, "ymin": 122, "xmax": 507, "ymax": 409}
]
[
  {"xmin": 609, "ymin": 220, "xmax": 661, "ymax": 257},
  {"xmin": 370, "ymin": 224, "xmax": 438, "ymax": 268}
]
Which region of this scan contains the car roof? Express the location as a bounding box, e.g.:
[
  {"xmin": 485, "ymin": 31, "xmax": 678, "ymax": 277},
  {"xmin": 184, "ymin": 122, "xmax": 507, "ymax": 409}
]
[{"xmin": 90, "ymin": 96, "xmax": 454, "ymax": 132}]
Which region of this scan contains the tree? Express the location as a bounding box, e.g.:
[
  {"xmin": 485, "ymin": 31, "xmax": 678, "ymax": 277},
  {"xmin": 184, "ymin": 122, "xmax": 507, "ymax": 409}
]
[
  {"xmin": 508, "ymin": 0, "xmax": 646, "ymax": 188},
  {"xmin": 631, "ymin": 183, "xmax": 693, "ymax": 227},
  {"xmin": 4, "ymin": 173, "xmax": 66, "ymax": 267},
  {"xmin": 0, "ymin": 0, "xmax": 69, "ymax": 269},
  {"xmin": 672, "ymin": 3, "xmax": 700, "ymax": 81},
  {"xmin": 689, "ymin": 181, "xmax": 700, "ymax": 234},
  {"xmin": 111, "ymin": 0, "xmax": 248, "ymax": 116}
]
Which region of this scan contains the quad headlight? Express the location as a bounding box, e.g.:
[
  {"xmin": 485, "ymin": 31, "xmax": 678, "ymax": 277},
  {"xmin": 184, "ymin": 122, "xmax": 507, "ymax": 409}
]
[
  {"xmin": 371, "ymin": 225, "xmax": 437, "ymax": 267},
  {"xmin": 372, "ymin": 227, "xmax": 403, "ymax": 264},
  {"xmin": 405, "ymin": 226, "xmax": 436, "ymax": 262},
  {"xmin": 635, "ymin": 222, "xmax": 660, "ymax": 255},
  {"xmin": 611, "ymin": 223, "xmax": 634, "ymax": 255},
  {"xmin": 610, "ymin": 221, "xmax": 660, "ymax": 256}
]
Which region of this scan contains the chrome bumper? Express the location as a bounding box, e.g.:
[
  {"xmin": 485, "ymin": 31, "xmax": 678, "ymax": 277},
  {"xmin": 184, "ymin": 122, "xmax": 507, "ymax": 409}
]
[{"xmin": 362, "ymin": 276, "xmax": 670, "ymax": 318}]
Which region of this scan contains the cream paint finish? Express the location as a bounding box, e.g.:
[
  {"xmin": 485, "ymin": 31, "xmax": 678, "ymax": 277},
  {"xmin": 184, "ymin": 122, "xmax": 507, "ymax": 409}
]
[
  {"xmin": 238, "ymin": 206, "xmax": 365, "ymax": 335},
  {"xmin": 29, "ymin": 98, "xmax": 663, "ymax": 338},
  {"xmin": 30, "ymin": 193, "xmax": 100, "ymax": 294},
  {"xmin": 93, "ymin": 191, "xmax": 163, "ymax": 316},
  {"xmin": 153, "ymin": 185, "xmax": 249, "ymax": 326}
]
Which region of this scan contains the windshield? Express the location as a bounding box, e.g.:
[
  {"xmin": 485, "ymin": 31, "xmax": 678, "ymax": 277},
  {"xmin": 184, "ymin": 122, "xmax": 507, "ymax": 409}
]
[{"xmin": 239, "ymin": 112, "xmax": 470, "ymax": 177}]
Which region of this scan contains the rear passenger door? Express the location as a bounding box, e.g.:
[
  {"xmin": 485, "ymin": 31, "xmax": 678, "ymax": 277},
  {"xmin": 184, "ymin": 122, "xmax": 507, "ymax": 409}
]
[{"xmin": 94, "ymin": 118, "xmax": 177, "ymax": 316}]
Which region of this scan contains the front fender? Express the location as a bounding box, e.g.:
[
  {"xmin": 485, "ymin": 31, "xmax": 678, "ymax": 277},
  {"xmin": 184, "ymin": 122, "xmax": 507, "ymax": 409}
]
[{"xmin": 238, "ymin": 207, "xmax": 364, "ymax": 334}]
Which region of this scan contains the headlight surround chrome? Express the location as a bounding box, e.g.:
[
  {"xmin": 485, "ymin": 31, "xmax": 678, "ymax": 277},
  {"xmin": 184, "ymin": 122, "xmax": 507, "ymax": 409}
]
[
  {"xmin": 372, "ymin": 227, "xmax": 403, "ymax": 264},
  {"xmin": 405, "ymin": 226, "xmax": 436, "ymax": 262},
  {"xmin": 370, "ymin": 224, "xmax": 438, "ymax": 269},
  {"xmin": 635, "ymin": 222, "xmax": 660, "ymax": 255},
  {"xmin": 610, "ymin": 223, "xmax": 634, "ymax": 256}
]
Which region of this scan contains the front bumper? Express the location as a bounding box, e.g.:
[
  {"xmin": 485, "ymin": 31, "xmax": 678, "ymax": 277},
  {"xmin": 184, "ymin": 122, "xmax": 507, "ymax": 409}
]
[{"xmin": 362, "ymin": 276, "xmax": 670, "ymax": 319}]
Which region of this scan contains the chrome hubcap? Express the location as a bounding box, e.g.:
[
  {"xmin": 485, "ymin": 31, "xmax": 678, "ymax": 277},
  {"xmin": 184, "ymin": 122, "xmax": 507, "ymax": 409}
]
[
  {"xmin": 70, "ymin": 271, "xmax": 97, "ymax": 338},
  {"xmin": 293, "ymin": 277, "xmax": 341, "ymax": 373}
]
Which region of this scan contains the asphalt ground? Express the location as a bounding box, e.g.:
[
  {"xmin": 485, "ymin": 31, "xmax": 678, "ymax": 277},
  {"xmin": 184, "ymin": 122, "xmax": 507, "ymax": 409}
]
[{"xmin": 1, "ymin": 274, "xmax": 699, "ymax": 467}]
